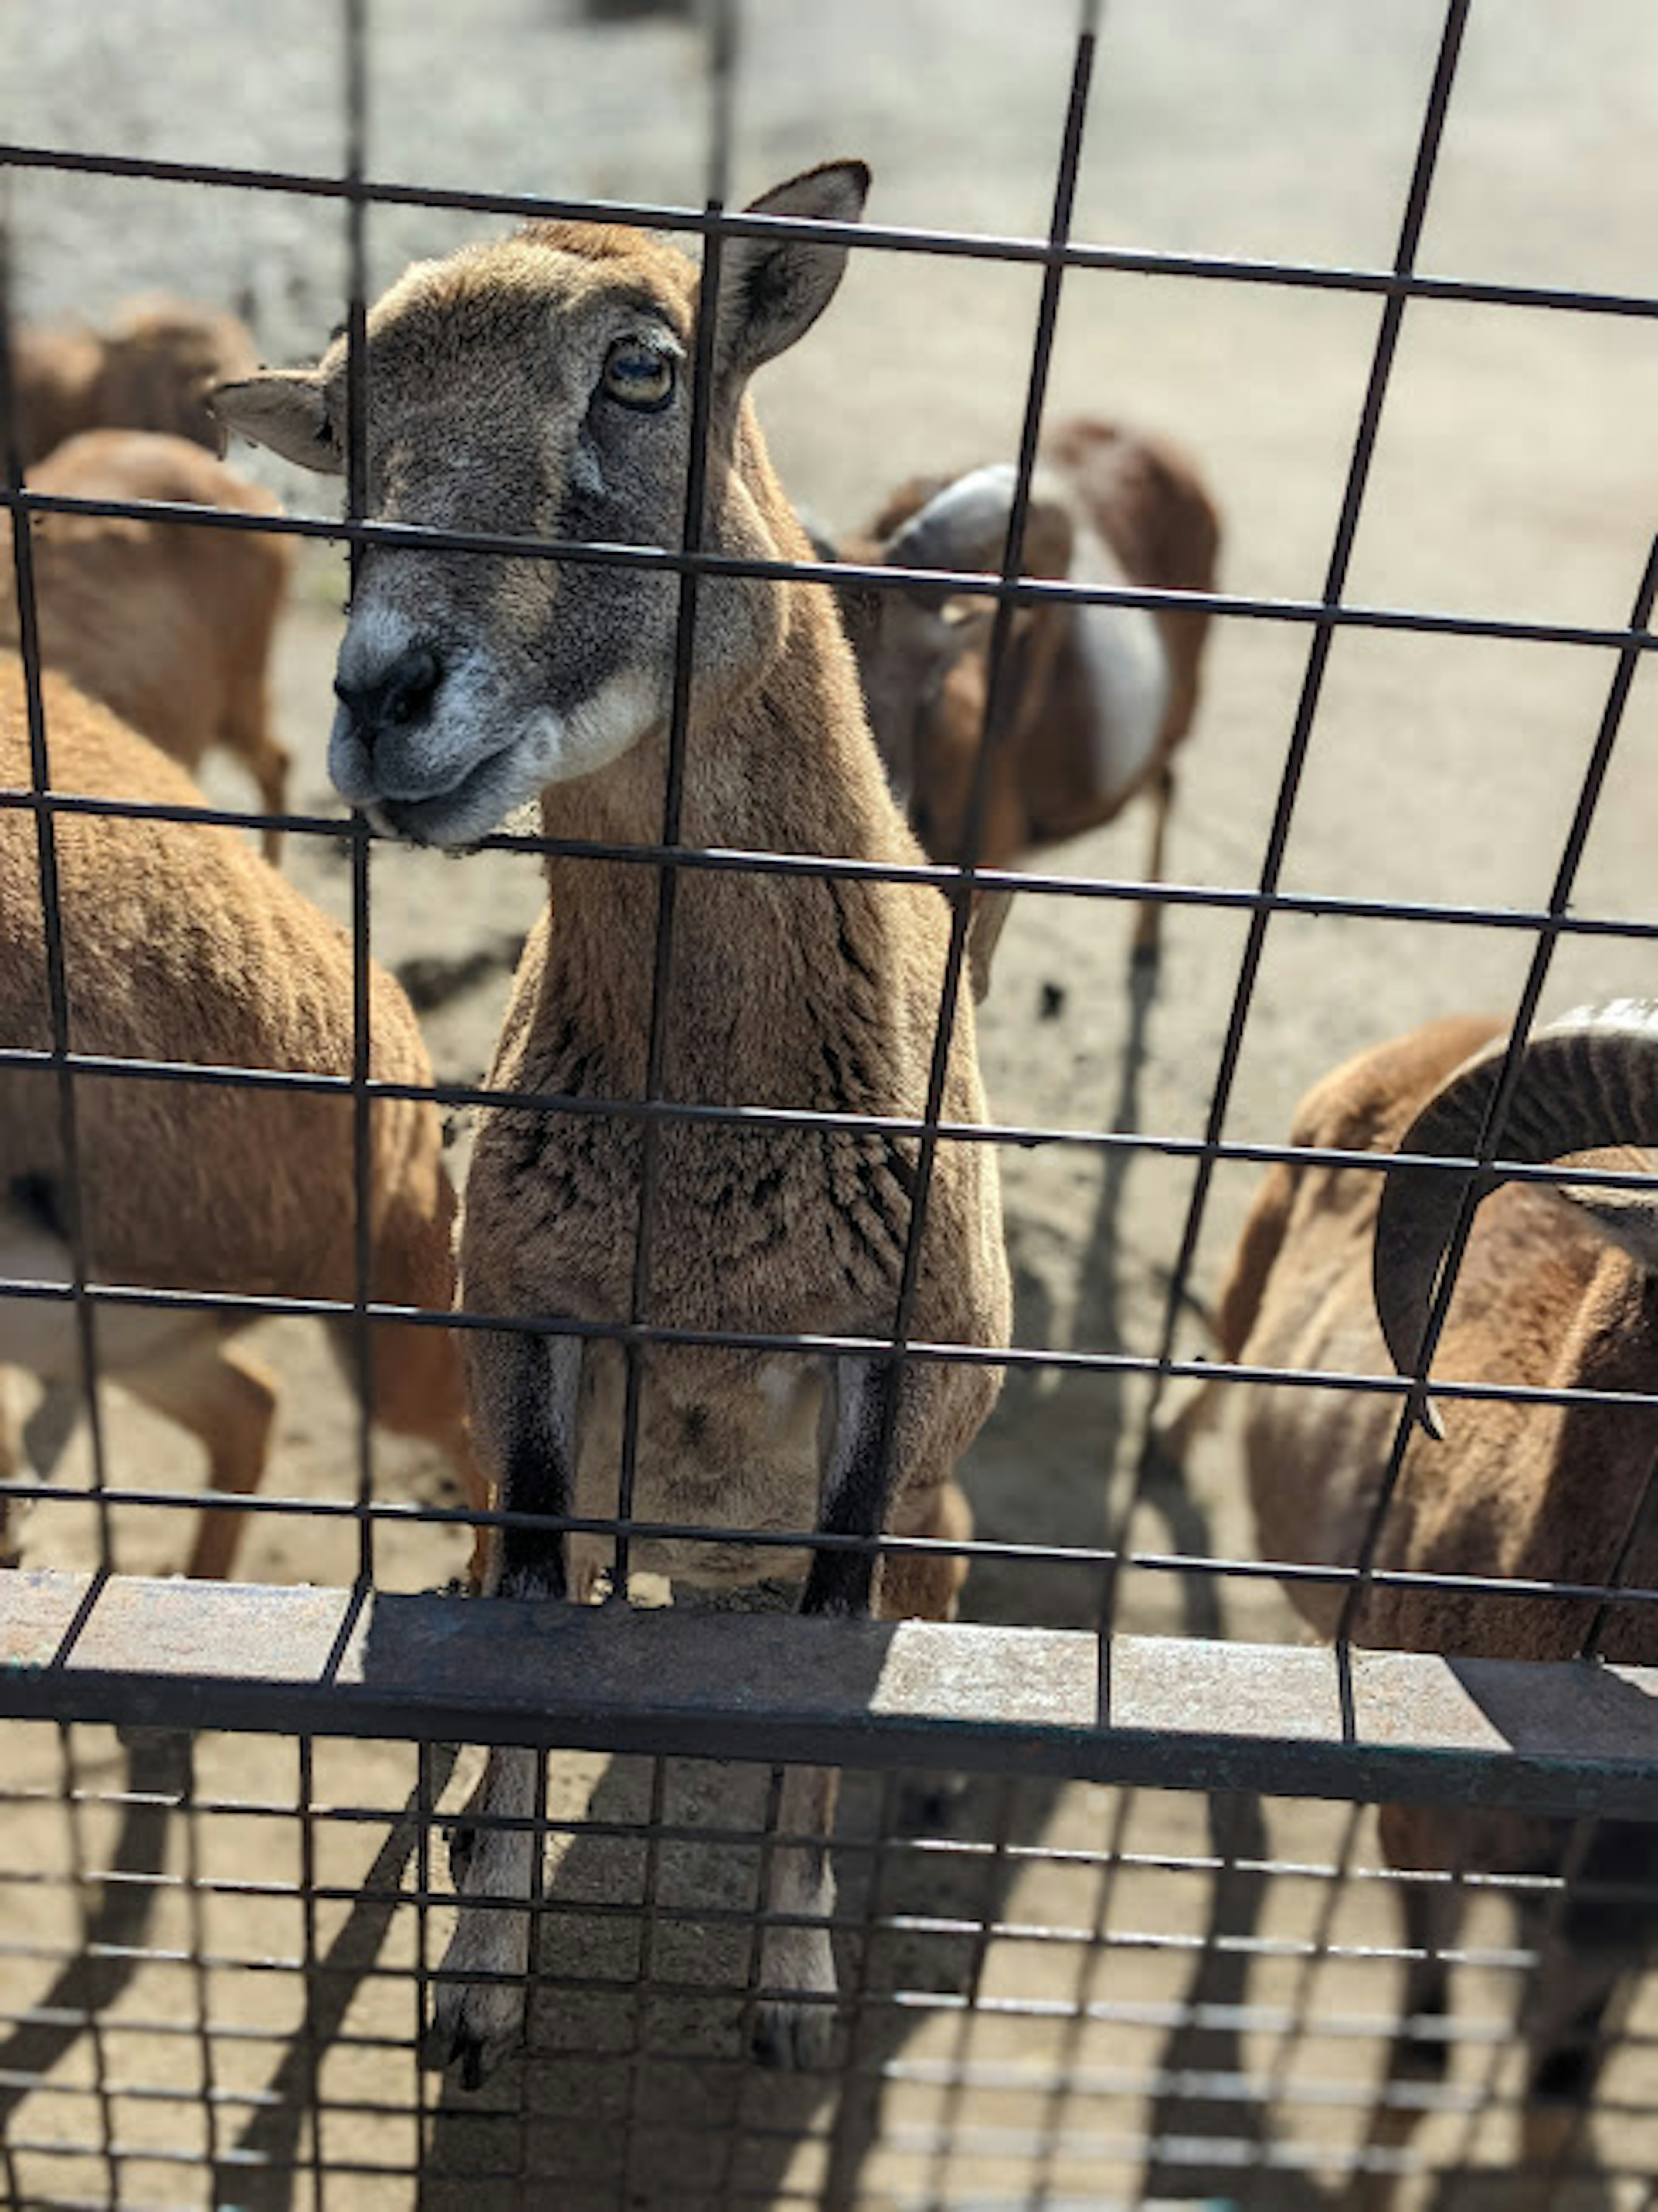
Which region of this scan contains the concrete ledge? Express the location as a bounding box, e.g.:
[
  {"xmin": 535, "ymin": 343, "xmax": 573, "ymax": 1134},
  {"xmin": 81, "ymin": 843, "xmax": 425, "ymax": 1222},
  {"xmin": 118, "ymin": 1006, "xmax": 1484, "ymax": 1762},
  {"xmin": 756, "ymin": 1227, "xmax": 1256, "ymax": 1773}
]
[{"xmin": 2, "ymin": 1570, "xmax": 1656, "ymax": 1819}]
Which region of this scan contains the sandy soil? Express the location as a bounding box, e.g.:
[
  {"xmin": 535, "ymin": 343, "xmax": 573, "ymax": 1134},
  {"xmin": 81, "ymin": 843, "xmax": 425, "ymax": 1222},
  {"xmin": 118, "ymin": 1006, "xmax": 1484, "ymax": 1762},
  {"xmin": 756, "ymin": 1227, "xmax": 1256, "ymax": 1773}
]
[{"xmin": 3, "ymin": 2, "xmax": 1658, "ymax": 2205}]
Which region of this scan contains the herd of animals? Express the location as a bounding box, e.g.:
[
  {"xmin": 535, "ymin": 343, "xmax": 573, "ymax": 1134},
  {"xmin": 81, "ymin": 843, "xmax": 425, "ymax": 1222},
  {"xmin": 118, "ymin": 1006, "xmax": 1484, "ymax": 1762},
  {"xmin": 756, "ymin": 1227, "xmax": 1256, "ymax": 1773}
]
[{"xmin": 3, "ymin": 164, "xmax": 1654, "ymax": 2190}]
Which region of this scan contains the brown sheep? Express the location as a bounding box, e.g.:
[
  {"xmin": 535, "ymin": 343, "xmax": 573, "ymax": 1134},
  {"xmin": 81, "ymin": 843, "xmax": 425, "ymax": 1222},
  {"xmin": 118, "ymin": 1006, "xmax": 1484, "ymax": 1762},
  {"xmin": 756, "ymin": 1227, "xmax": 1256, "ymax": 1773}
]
[
  {"xmin": 1214, "ymin": 1004, "xmax": 1658, "ymax": 2202},
  {"xmin": 3, "ymin": 430, "xmax": 293, "ymax": 858},
  {"xmin": 0, "ymin": 656, "xmax": 480, "ymax": 1582},
  {"xmin": 216, "ymin": 159, "xmax": 1011, "ymax": 2086},
  {"xmin": 832, "ymin": 415, "xmax": 1221, "ymax": 962},
  {"xmin": 10, "ymin": 295, "xmax": 258, "ymax": 465}
]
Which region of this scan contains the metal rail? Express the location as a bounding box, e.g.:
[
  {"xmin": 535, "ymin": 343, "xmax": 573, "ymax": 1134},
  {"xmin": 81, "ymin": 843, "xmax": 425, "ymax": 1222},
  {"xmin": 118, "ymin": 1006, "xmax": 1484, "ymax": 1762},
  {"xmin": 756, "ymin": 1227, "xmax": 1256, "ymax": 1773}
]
[{"xmin": 5, "ymin": 1571, "xmax": 1658, "ymax": 1821}]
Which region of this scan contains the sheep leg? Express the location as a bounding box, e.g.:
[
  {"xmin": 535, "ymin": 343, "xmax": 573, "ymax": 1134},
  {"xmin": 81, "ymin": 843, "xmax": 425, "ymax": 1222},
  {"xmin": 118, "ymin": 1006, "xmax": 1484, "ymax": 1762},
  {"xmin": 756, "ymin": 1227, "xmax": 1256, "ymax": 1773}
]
[
  {"xmin": 334, "ymin": 1309, "xmax": 489, "ymax": 1589},
  {"xmin": 249, "ymin": 735, "xmax": 292, "ymax": 865},
  {"xmin": 1130, "ymin": 762, "xmax": 1176, "ymax": 966},
  {"xmin": 121, "ymin": 1334, "xmax": 278, "ymax": 1581},
  {"xmin": 751, "ymin": 1760, "xmax": 840, "ymax": 2072},
  {"xmin": 748, "ymin": 1356, "xmax": 898, "ymax": 2070},
  {"xmin": 430, "ymin": 1327, "xmax": 580, "ymax": 2088},
  {"xmin": 883, "ymin": 1475, "xmax": 973, "ymax": 1831},
  {"xmin": 1515, "ymin": 1832, "xmax": 1631, "ymax": 2197},
  {"xmin": 223, "ymin": 687, "xmax": 291, "ymax": 866},
  {"xmin": 1355, "ymin": 1872, "xmax": 1458, "ymax": 2209},
  {"xmin": 753, "ymin": 1366, "xmax": 972, "ymax": 2069}
]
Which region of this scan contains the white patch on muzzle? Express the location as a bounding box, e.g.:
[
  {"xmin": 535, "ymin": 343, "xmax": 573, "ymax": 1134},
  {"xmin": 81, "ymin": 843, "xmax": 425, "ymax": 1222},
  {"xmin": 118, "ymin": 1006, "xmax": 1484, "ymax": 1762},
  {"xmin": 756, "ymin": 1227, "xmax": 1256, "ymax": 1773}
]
[{"xmin": 329, "ymin": 600, "xmax": 665, "ymax": 848}]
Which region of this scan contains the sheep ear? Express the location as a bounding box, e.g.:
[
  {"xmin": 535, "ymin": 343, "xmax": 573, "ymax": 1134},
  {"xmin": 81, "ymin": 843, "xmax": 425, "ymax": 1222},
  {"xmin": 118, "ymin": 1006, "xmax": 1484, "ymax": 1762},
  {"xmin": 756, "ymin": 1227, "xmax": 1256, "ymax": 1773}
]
[
  {"xmin": 212, "ymin": 369, "xmax": 342, "ymax": 475},
  {"xmin": 966, "ymin": 889, "xmax": 1014, "ymax": 1006},
  {"xmin": 884, "ymin": 464, "xmax": 1074, "ymax": 583},
  {"xmin": 713, "ymin": 161, "xmax": 869, "ymax": 386}
]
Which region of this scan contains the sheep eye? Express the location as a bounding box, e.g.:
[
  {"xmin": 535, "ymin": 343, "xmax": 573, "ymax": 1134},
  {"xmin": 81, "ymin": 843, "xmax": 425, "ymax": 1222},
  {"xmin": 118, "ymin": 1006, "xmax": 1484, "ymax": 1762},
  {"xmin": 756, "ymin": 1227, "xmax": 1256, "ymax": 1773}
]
[{"xmin": 601, "ymin": 338, "xmax": 675, "ymax": 412}]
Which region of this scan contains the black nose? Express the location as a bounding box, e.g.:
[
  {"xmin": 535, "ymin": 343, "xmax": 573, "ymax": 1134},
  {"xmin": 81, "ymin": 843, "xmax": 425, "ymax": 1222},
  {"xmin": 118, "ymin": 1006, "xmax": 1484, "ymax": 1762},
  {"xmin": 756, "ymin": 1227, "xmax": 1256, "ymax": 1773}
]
[{"xmin": 334, "ymin": 646, "xmax": 442, "ymax": 749}]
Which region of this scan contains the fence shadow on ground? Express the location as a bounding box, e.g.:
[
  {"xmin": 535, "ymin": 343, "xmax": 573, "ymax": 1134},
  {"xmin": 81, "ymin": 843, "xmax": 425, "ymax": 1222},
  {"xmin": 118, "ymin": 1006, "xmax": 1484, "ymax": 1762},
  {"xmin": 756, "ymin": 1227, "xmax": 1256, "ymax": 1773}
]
[
  {"xmin": 214, "ymin": 1746, "xmax": 459, "ymax": 2212},
  {"xmin": 0, "ymin": 1731, "xmax": 190, "ymax": 2155}
]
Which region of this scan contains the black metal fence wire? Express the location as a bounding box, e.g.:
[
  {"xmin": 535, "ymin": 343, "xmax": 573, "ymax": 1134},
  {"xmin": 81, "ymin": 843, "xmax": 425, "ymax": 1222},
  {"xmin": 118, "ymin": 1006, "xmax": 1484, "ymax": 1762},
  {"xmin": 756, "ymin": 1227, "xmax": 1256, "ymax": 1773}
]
[{"xmin": 1, "ymin": 0, "xmax": 1657, "ymax": 2204}]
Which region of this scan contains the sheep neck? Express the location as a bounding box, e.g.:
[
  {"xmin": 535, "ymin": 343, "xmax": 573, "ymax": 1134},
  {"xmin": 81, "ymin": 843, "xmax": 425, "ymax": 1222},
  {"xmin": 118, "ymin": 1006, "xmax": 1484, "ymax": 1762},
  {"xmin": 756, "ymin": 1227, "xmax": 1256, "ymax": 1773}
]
[{"xmin": 532, "ymin": 607, "xmax": 912, "ymax": 1107}]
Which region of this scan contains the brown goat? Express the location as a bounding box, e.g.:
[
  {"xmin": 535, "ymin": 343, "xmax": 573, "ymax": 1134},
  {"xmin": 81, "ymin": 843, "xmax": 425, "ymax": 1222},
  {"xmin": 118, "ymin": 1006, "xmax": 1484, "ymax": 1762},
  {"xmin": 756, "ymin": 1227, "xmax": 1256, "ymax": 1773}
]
[
  {"xmin": 834, "ymin": 415, "xmax": 1221, "ymax": 961},
  {"xmin": 10, "ymin": 295, "xmax": 258, "ymax": 465},
  {"xmin": 0, "ymin": 657, "xmax": 479, "ymax": 1582},
  {"xmin": 3, "ymin": 431, "xmax": 294, "ymax": 858},
  {"xmin": 1214, "ymin": 1005, "xmax": 1658, "ymax": 2203}
]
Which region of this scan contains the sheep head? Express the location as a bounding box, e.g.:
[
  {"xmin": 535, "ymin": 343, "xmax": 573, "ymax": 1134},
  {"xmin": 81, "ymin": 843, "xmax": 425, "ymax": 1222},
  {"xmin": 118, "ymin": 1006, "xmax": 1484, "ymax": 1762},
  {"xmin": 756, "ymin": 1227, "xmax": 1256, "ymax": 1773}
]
[
  {"xmin": 838, "ymin": 462, "xmax": 1073, "ymax": 811},
  {"xmin": 212, "ymin": 163, "xmax": 870, "ymax": 848}
]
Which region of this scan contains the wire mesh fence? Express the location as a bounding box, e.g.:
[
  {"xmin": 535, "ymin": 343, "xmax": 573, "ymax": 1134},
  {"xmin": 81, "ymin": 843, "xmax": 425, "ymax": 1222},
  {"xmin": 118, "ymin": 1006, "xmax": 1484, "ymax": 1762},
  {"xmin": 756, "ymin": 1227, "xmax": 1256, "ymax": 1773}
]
[
  {"xmin": 8, "ymin": 1719, "xmax": 1658, "ymax": 2209},
  {"xmin": 3, "ymin": 0, "xmax": 1658, "ymax": 2203}
]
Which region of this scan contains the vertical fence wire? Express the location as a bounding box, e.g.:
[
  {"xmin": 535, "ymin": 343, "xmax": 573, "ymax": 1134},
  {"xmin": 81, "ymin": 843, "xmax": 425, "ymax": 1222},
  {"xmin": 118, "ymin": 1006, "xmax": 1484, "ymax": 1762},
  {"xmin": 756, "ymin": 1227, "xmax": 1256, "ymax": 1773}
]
[
  {"xmin": 0, "ymin": 229, "xmax": 116, "ymax": 1571},
  {"xmin": 608, "ymin": 190, "xmax": 728, "ymax": 1595},
  {"xmin": 705, "ymin": 0, "xmax": 737, "ymax": 211},
  {"xmin": 608, "ymin": 5, "xmax": 742, "ymax": 1592},
  {"xmin": 342, "ymin": 0, "xmax": 379, "ymax": 1595},
  {"xmin": 1113, "ymin": 0, "xmax": 1473, "ymax": 1634},
  {"xmin": 1034, "ymin": 1780, "xmax": 1138, "ymax": 2203},
  {"xmin": 516, "ymin": 1747, "xmax": 551, "ymax": 2198},
  {"xmin": 295, "ymin": 1736, "xmax": 326, "ymax": 2212},
  {"xmin": 412, "ymin": 1740, "xmax": 438, "ymax": 2180},
  {"xmin": 917, "ymin": 1771, "xmax": 1019, "ymax": 2207},
  {"xmin": 57, "ymin": 1723, "xmax": 122, "ymax": 2207},
  {"xmin": 177, "ymin": 1740, "xmax": 221, "ymax": 2196},
  {"xmin": 820, "ymin": 1766, "xmax": 903, "ymax": 2210},
  {"xmin": 620, "ymin": 1753, "xmax": 672, "ymax": 2197},
  {"xmin": 1253, "ymin": 1797, "xmax": 1367, "ymax": 2187},
  {"xmin": 859, "ymin": 23, "xmax": 1098, "ymax": 1616}
]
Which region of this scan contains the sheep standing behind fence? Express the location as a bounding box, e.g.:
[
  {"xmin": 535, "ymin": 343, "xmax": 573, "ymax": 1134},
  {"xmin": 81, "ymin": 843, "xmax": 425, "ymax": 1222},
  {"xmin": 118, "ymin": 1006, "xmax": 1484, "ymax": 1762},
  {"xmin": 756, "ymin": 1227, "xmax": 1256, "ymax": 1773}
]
[
  {"xmin": 1210, "ymin": 1004, "xmax": 1658, "ymax": 2203},
  {"xmin": 9, "ymin": 294, "xmax": 257, "ymax": 466},
  {"xmin": 3, "ymin": 431, "xmax": 294, "ymax": 859},
  {"xmin": 215, "ymin": 158, "xmax": 1012, "ymax": 2087},
  {"xmin": 0, "ymin": 660, "xmax": 480, "ymax": 1580},
  {"xmin": 833, "ymin": 415, "xmax": 1220, "ymax": 962}
]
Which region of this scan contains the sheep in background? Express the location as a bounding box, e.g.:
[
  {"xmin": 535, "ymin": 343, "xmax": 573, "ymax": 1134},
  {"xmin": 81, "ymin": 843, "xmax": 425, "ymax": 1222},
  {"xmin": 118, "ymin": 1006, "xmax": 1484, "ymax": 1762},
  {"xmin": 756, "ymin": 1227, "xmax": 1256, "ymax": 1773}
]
[
  {"xmin": 832, "ymin": 416, "xmax": 1221, "ymax": 962},
  {"xmin": 9, "ymin": 294, "xmax": 258, "ymax": 465},
  {"xmin": 0, "ymin": 657, "xmax": 480, "ymax": 1582},
  {"xmin": 1213, "ymin": 1003, "xmax": 1658, "ymax": 2202},
  {"xmin": 3, "ymin": 431, "xmax": 294, "ymax": 858},
  {"xmin": 216, "ymin": 158, "xmax": 1011, "ymax": 2086}
]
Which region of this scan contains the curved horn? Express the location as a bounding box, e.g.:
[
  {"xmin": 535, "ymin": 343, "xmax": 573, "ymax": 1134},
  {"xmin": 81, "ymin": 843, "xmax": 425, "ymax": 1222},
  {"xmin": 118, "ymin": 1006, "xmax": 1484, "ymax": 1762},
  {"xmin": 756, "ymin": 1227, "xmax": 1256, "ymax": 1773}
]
[
  {"xmin": 884, "ymin": 463, "xmax": 1018, "ymax": 573},
  {"xmin": 883, "ymin": 462, "xmax": 1072, "ymax": 581},
  {"xmin": 1373, "ymin": 1000, "xmax": 1658, "ymax": 1415}
]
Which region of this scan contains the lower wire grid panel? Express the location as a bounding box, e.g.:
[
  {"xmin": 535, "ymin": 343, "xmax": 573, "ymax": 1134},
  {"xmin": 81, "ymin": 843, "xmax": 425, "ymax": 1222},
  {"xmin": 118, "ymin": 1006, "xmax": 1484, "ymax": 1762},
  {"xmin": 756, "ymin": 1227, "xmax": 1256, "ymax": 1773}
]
[{"xmin": 3, "ymin": 1576, "xmax": 1658, "ymax": 2209}]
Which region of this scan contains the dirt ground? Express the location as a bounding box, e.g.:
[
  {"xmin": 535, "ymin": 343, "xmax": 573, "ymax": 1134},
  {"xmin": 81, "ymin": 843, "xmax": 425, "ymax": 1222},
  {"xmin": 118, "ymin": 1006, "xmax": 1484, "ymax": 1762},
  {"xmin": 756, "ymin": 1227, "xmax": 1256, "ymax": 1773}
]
[{"xmin": 4, "ymin": 2, "xmax": 1658, "ymax": 2206}]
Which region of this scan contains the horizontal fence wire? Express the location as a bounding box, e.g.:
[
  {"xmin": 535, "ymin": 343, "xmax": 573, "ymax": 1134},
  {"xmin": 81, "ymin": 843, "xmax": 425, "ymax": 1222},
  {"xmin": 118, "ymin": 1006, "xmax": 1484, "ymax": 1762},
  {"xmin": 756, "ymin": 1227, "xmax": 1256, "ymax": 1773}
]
[
  {"xmin": 3, "ymin": 137, "xmax": 1657, "ymax": 322},
  {"xmin": 5, "ymin": 0, "xmax": 1658, "ymax": 2202}
]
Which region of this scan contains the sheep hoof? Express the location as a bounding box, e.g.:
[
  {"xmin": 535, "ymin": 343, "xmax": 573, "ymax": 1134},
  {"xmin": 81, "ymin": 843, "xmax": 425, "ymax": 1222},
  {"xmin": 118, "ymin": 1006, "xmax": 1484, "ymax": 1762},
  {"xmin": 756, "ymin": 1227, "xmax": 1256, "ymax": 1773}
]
[
  {"xmin": 751, "ymin": 1997, "xmax": 834, "ymax": 2072},
  {"xmin": 421, "ymin": 2018, "xmax": 502, "ymax": 2092},
  {"xmin": 899, "ymin": 1772, "xmax": 965, "ymax": 1830},
  {"xmin": 425, "ymin": 1984, "xmax": 524, "ymax": 2089},
  {"xmin": 445, "ymin": 1819, "xmax": 476, "ymax": 1886}
]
